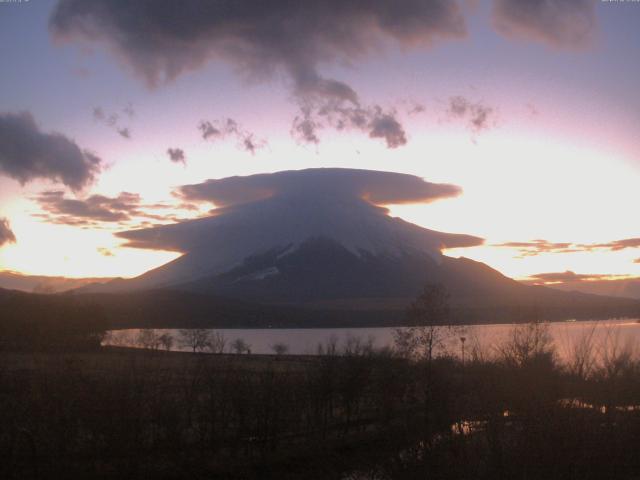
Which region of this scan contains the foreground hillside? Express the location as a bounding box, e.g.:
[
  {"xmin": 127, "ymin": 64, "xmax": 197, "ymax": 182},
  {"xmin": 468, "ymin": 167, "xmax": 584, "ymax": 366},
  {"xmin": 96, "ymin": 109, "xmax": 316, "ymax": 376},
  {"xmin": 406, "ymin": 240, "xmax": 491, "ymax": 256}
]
[{"xmin": 2, "ymin": 331, "xmax": 640, "ymax": 480}]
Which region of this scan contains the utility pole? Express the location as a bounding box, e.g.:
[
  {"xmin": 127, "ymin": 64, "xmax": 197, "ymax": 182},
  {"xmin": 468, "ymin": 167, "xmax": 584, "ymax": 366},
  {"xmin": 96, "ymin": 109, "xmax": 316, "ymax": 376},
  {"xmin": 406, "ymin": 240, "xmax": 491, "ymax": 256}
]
[{"xmin": 460, "ymin": 336, "xmax": 466, "ymax": 366}]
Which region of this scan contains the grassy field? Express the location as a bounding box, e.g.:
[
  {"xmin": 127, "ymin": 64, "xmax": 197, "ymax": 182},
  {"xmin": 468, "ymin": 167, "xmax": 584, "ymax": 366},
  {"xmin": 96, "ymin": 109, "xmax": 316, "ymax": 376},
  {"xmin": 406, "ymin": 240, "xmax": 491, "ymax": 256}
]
[
  {"xmin": 1, "ymin": 347, "xmax": 429, "ymax": 479},
  {"xmin": 2, "ymin": 329, "xmax": 640, "ymax": 479}
]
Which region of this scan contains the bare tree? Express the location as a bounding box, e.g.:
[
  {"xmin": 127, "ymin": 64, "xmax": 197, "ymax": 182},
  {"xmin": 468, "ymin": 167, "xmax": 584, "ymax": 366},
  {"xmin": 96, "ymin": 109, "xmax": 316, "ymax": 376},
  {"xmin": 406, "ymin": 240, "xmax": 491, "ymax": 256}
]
[
  {"xmin": 231, "ymin": 338, "xmax": 250, "ymax": 354},
  {"xmin": 206, "ymin": 331, "xmax": 227, "ymax": 354},
  {"xmin": 466, "ymin": 329, "xmax": 490, "ymax": 363},
  {"xmin": 136, "ymin": 329, "xmax": 161, "ymax": 351},
  {"xmin": 178, "ymin": 329, "xmax": 211, "ymax": 353},
  {"xmin": 598, "ymin": 324, "xmax": 635, "ymax": 379},
  {"xmin": 392, "ymin": 327, "xmax": 420, "ymax": 359},
  {"xmin": 497, "ymin": 321, "xmax": 554, "ymax": 367},
  {"xmin": 271, "ymin": 342, "xmax": 289, "ymax": 356},
  {"xmin": 393, "ymin": 283, "xmax": 452, "ymax": 363},
  {"xmin": 343, "ymin": 334, "xmax": 375, "ymax": 357},
  {"xmin": 317, "ymin": 334, "xmax": 339, "ymax": 356},
  {"xmin": 158, "ymin": 332, "xmax": 174, "ymax": 351},
  {"xmin": 103, "ymin": 330, "xmax": 135, "ymax": 347},
  {"xmin": 563, "ymin": 323, "xmax": 598, "ymax": 380}
]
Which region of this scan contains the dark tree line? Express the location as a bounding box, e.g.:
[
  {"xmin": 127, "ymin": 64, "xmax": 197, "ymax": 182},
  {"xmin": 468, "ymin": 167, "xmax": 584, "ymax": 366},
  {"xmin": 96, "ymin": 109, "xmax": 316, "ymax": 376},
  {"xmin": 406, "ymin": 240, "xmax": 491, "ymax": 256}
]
[{"xmin": 0, "ymin": 290, "xmax": 107, "ymax": 351}]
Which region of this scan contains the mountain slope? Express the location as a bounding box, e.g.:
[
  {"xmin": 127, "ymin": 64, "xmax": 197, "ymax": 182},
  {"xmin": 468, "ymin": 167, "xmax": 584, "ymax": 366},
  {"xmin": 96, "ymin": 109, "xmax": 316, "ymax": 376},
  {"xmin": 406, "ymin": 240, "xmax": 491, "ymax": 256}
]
[
  {"xmin": 179, "ymin": 236, "xmax": 638, "ymax": 315},
  {"xmin": 78, "ymin": 237, "xmax": 640, "ymax": 327}
]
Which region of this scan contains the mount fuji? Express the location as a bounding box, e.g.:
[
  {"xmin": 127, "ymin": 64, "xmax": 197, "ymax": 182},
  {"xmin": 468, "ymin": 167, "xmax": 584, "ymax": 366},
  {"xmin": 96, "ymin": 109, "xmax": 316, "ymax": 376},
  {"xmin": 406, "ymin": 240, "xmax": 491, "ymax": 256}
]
[
  {"xmin": 109, "ymin": 168, "xmax": 481, "ymax": 292},
  {"xmin": 80, "ymin": 169, "xmax": 639, "ymax": 325}
]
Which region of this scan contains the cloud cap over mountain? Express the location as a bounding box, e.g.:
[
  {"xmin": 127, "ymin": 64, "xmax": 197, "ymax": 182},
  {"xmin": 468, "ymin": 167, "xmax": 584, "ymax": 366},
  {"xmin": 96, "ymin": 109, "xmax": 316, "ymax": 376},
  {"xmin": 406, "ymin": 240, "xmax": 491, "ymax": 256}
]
[
  {"xmin": 177, "ymin": 168, "xmax": 462, "ymax": 208},
  {"xmin": 115, "ymin": 169, "xmax": 482, "ymax": 288}
]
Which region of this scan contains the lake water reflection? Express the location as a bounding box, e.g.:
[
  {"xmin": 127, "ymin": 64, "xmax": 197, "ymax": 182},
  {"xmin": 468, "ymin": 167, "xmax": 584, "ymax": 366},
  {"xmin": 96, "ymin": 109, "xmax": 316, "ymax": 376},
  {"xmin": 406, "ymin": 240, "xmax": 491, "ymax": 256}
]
[{"xmin": 105, "ymin": 318, "xmax": 640, "ymax": 362}]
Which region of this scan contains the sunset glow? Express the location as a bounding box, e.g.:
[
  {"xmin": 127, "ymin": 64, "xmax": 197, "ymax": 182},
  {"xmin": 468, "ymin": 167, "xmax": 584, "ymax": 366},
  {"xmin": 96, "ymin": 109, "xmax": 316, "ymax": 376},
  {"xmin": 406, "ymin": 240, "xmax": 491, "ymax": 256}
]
[{"xmin": 1, "ymin": 0, "xmax": 639, "ymax": 290}]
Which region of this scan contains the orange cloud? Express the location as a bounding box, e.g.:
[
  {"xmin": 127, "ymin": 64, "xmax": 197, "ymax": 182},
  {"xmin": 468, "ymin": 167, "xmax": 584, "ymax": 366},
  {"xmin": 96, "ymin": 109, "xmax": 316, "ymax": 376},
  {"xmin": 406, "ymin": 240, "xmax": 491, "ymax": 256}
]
[{"xmin": 494, "ymin": 237, "xmax": 640, "ymax": 257}]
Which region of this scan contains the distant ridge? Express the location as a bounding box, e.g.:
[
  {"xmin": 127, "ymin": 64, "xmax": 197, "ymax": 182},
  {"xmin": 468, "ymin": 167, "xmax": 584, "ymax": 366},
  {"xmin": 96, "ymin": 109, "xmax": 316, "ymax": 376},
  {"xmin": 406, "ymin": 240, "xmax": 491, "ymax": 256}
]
[{"xmin": 0, "ymin": 271, "xmax": 116, "ymax": 294}]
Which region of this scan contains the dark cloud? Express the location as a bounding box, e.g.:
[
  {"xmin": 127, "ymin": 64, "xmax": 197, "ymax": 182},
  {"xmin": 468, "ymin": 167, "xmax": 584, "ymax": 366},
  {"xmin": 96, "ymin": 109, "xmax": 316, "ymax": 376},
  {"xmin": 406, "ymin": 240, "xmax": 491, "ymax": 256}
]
[
  {"xmin": 177, "ymin": 168, "xmax": 462, "ymax": 208},
  {"xmin": 51, "ymin": 1, "xmax": 468, "ymax": 149},
  {"xmin": 92, "ymin": 107, "xmax": 118, "ymax": 127},
  {"xmin": 167, "ymin": 148, "xmax": 186, "ymax": 165},
  {"xmin": 240, "ymin": 134, "xmax": 265, "ymax": 155},
  {"xmin": 50, "ymin": 0, "xmax": 467, "ymax": 92},
  {"xmin": 198, "ymin": 118, "xmax": 266, "ymax": 154},
  {"xmin": 493, "ymin": 0, "xmax": 596, "ymax": 50},
  {"xmin": 35, "ymin": 190, "xmax": 138, "ymax": 224},
  {"xmin": 33, "ymin": 190, "xmax": 199, "ymax": 227},
  {"xmin": 494, "ymin": 237, "xmax": 640, "ymax": 257},
  {"xmin": 0, "ymin": 218, "xmax": 16, "ymax": 247},
  {"xmin": 291, "ymin": 101, "xmax": 408, "ymax": 149},
  {"xmin": 291, "ymin": 105, "xmax": 322, "ymax": 145},
  {"xmin": 368, "ymin": 108, "xmax": 407, "ymax": 148},
  {"xmin": 447, "ymin": 96, "xmax": 495, "ymax": 133},
  {"xmin": 92, "ymin": 105, "xmax": 133, "ymax": 139},
  {"xmin": 0, "ymin": 111, "xmax": 102, "ymax": 190},
  {"xmin": 198, "ymin": 120, "xmax": 222, "ymax": 141},
  {"xmin": 117, "ymin": 127, "xmax": 131, "ymax": 139}
]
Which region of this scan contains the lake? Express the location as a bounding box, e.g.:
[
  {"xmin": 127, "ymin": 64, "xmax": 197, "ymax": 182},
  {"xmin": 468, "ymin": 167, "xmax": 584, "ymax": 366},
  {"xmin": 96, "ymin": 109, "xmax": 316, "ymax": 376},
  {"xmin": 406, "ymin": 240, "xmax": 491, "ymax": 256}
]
[{"xmin": 105, "ymin": 318, "xmax": 640, "ymax": 362}]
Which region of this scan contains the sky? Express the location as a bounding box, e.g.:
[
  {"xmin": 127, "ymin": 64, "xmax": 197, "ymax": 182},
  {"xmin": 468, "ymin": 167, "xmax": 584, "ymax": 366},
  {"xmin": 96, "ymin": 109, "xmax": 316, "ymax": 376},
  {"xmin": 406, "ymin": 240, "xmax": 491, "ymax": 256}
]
[{"xmin": 0, "ymin": 0, "xmax": 639, "ymax": 285}]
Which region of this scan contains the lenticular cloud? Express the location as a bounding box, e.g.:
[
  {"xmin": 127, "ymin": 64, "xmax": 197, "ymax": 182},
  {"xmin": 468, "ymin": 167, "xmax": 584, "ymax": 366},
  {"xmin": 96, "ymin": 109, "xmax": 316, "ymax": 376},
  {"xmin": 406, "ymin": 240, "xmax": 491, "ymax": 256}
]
[{"xmin": 116, "ymin": 169, "xmax": 483, "ymax": 289}]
